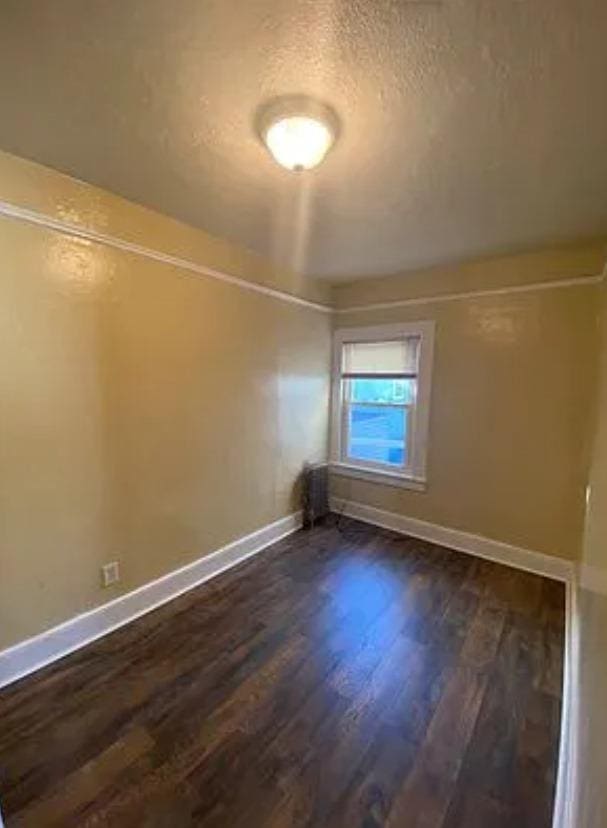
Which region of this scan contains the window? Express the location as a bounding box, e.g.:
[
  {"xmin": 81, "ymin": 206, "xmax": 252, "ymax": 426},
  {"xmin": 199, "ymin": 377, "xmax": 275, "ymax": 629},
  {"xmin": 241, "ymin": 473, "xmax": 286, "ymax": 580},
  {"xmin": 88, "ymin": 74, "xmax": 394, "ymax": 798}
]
[{"xmin": 330, "ymin": 322, "xmax": 435, "ymax": 489}]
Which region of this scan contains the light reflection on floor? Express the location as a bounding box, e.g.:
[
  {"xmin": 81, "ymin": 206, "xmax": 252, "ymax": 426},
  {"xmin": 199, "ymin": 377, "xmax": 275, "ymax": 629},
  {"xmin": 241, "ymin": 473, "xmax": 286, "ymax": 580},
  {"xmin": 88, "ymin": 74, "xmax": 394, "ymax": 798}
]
[{"xmin": 313, "ymin": 547, "xmax": 411, "ymax": 667}]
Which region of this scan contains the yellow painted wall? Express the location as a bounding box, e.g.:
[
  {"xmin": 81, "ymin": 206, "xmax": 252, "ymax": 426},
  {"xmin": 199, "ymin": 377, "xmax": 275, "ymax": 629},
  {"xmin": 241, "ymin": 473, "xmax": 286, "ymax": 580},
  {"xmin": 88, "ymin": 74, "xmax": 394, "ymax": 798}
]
[
  {"xmin": 331, "ymin": 241, "xmax": 606, "ymax": 309},
  {"xmin": 574, "ymin": 277, "xmax": 607, "ymax": 827},
  {"xmin": 1, "ymin": 146, "xmax": 605, "ymax": 655},
  {"xmin": 582, "ymin": 276, "xmax": 607, "ymax": 578},
  {"xmin": 0, "ymin": 150, "xmax": 331, "ymax": 308},
  {"xmin": 0, "ymin": 153, "xmax": 331, "ymax": 649},
  {"xmin": 332, "ymin": 264, "xmax": 601, "ymax": 560}
]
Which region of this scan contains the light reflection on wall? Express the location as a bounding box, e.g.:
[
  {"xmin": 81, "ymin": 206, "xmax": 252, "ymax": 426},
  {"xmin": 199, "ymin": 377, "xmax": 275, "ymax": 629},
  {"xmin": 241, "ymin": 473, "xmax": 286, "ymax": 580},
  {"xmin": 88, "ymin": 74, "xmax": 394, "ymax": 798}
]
[
  {"xmin": 55, "ymin": 196, "xmax": 110, "ymax": 233},
  {"xmin": 467, "ymin": 301, "xmax": 520, "ymax": 345},
  {"xmin": 276, "ymin": 371, "xmax": 330, "ymax": 505},
  {"xmin": 47, "ymin": 235, "xmax": 109, "ymax": 294}
]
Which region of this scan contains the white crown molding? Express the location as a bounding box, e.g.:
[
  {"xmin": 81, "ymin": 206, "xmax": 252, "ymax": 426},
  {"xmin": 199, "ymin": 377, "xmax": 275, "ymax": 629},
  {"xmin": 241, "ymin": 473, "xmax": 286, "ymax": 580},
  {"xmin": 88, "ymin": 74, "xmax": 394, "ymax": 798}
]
[
  {"xmin": 330, "ymin": 497, "xmax": 574, "ymax": 582},
  {"xmin": 0, "ymin": 511, "xmax": 302, "ymax": 690},
  {"xmin": 334, "ymin": 274, "xmax": 604, "ymax": 314},
  {"xmin": 1, "ymin": 199, "xmax": 601, "ymax": 317},
  {"xmin": 0, "ymin": 200, "xmax": 331, "ymax": 314}
]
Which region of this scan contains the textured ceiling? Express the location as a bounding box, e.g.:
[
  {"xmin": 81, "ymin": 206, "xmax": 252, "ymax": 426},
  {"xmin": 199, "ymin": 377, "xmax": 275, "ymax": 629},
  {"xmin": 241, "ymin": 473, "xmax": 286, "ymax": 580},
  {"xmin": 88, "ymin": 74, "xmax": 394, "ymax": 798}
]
[{"xmin": 0, "ymin": 0, "xmax": 606, "ymax": 281}]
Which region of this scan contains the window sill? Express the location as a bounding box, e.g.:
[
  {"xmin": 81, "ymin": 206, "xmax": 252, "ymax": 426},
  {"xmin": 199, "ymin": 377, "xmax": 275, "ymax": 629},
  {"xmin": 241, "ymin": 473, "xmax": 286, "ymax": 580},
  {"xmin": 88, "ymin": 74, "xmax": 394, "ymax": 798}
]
[{"xmin": 329, "ymin": 462, "xmax": 427, "ymax": 492}]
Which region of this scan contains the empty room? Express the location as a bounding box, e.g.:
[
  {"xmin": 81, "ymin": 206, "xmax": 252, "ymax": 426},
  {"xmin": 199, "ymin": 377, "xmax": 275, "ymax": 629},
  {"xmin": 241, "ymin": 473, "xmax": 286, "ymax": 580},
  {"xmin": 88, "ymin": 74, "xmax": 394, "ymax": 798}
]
[{"xmin": 1, "ymin": 2, "xmax": 606, "ymax": 826}]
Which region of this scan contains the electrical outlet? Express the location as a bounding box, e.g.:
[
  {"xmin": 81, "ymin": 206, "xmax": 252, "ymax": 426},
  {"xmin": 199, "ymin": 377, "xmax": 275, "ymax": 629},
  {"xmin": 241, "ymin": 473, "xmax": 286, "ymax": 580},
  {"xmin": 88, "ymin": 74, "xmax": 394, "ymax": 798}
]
[{"xmin": 101, "ymin": 561, "xmax": 120, "ymax": 588}]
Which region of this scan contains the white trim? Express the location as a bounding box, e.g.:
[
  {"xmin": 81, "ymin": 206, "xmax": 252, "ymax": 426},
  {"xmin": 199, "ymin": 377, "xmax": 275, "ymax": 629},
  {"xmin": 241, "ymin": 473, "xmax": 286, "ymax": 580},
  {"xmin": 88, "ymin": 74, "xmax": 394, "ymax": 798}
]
[
  {"xmin": 330, "ymin": 461, "xmax": 426, "ymax": 491},
  {"xmin": 0, "ymin": 201, "xmax": 600, "ymax": 318},
  {"xmin": 334, "ymin": 274, "xmax": 604, "ymax": 314},
  {"xmin": 0, "ymin": 200, "xmax": 331, "ymax": 314},
  {"xmin": 552, "ymin": 577, "xmax": 579, "ymax": 828},
  {"xmin": 553, "ymin": 256, "xmax": 607, "ymax": 826},
  {"xmin": 0, "ymin": 511, "xmax": 302, "ymax": 690},
  {"xmin": 330, "ymin": 321, "xmax": 435, "ymax": 483},
  {"xmin": 329, "ymin": 497, "xmax": 574, "ymax": 582}
]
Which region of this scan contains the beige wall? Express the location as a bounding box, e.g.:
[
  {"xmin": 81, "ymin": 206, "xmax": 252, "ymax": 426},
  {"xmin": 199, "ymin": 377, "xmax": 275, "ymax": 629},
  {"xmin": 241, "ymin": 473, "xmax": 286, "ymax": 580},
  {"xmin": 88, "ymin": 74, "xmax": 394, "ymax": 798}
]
[
  {"xmin": 574, "ymin": 277, "xmax": 607, "ymax": 827},
  {"xmin": 331, "ymin": 241, "xmax": 607, "ymax": 309},
  {"xmin": 582, "ymin": 276, "xmax": 607, "ymax": 577},
  {"xmin": 0, "ymin": 153, "xmax": 331, "ymax": 650},
  {"xmin": 331, "ymin": 255, "xmax": 602, "ymax": 560},
  {"xmin": 1, "ymin": 146, "xmax": 604, "ymax": 657},
  {"xmin": 0, "ymin": 150, "xmax": 331, "ymax": 308}
]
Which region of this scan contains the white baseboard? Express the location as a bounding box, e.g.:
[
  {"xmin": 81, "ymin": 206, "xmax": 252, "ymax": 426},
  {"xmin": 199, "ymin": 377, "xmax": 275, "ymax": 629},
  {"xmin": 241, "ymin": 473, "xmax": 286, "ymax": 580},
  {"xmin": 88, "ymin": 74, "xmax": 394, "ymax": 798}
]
[
  {"xmin": 330, "ymin": 497, "xmax": 574, "ymax": 583},
  {"xmin": 0, "ymin": 511, "xmax": 302, "ymax": 690}
]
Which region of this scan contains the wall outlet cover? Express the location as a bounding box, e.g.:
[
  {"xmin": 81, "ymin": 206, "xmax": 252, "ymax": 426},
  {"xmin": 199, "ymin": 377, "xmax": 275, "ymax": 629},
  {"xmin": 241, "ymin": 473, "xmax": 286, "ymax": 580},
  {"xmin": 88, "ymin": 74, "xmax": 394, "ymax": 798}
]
[{"xmin": 101, "ymin": 561, "xmax": 120, "ymax": 588}]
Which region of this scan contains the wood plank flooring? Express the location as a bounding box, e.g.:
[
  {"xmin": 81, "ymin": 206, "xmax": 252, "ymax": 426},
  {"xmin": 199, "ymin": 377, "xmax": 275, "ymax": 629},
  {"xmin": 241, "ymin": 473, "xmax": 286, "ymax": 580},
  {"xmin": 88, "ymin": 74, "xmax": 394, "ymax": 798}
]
[{"xmin": 0, "ymin": 517, "xmax": 565, "ymax": 827}]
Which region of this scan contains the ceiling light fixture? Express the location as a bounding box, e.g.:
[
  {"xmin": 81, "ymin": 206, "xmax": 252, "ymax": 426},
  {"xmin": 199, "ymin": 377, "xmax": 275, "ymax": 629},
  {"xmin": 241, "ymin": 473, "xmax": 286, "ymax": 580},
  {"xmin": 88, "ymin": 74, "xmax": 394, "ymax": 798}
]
[{"xmin": 257, "ymin": 96, "xmax": 339, "ymax": 172}]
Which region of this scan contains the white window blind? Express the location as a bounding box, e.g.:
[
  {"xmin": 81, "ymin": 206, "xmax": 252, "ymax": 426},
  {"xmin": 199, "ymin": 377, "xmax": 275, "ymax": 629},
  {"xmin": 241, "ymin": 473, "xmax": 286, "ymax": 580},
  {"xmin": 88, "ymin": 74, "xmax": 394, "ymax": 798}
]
[{"xmin": 341, "ymin": 338, "xmax": 419, "ymax": 378}]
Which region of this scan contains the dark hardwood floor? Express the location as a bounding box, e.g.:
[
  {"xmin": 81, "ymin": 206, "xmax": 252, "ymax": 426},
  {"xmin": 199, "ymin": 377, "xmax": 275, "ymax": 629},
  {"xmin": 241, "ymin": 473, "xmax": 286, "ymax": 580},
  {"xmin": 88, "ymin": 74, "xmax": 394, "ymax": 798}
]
[{"xmin": 0, "ymin": 517, "xmax": 565, "ymax": 827}]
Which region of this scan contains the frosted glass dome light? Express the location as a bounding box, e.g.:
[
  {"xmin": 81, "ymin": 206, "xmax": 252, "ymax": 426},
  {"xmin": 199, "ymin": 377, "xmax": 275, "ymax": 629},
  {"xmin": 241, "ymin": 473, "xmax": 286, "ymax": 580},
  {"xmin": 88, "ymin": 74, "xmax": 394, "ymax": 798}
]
[
  {"xmin": 257, "ymin": 96, "xmax": 339, "ymax": 172},
  {"xmin": 264, "ymin": 115, "xmax": 334, "ymax": 171}
]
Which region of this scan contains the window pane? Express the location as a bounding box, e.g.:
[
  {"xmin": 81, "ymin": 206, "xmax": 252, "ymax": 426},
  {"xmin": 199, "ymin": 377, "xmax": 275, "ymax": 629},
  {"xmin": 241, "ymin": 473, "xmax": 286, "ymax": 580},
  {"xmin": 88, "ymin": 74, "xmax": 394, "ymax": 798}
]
[
  {"xmin": 348, "ymin": 404, "xmax": 407, "ymax": 467},
  {"xmin": 351, "ymin": 378, "xmax": 415, "ymax": 405}
]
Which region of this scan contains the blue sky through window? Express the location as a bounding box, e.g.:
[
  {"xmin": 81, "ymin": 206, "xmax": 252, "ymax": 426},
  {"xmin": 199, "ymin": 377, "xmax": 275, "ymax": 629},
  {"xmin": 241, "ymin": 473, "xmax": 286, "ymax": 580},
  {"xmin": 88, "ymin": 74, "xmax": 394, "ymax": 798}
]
[
  {"xmin": 351, "ymin": 378, "xmax": 415, "ymax": 405},
  {"xmin": 347, "ymin": 380, "xmax": 409, "ymax": 467}
]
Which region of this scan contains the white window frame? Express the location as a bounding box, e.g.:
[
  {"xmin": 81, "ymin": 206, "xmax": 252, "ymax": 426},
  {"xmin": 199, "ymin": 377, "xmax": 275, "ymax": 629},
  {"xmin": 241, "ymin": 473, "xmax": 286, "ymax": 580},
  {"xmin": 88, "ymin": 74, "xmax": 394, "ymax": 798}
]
[{"xmin": 330, "ymin": 321, "xmax": 435, "ymax": 491}]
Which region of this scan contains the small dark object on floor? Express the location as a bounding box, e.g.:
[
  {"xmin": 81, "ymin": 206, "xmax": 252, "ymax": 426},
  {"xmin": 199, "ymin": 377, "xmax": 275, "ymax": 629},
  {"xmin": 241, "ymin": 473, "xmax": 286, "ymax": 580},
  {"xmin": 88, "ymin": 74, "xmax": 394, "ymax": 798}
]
[{"xmin": 302, "ymin": 461, "xmax": 329, "ymax": 528}]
